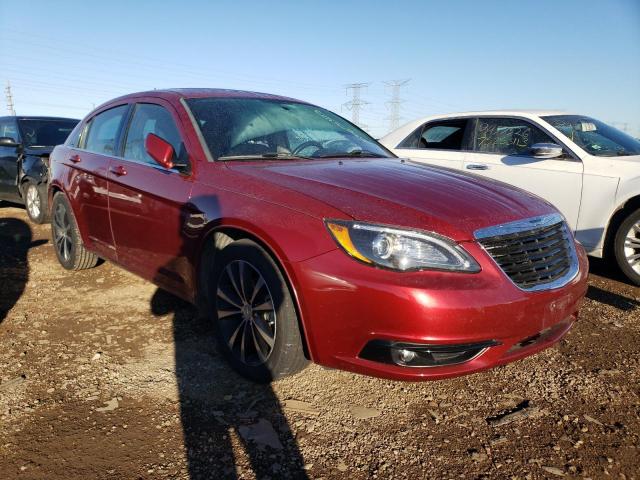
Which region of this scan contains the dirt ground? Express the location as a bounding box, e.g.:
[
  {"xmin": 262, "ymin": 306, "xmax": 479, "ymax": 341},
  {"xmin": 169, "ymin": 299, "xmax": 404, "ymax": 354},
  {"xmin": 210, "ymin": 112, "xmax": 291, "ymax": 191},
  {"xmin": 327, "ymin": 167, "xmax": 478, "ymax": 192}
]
[{"xmin": 0, "ymin": 204, "xmax": 638, "ymax": 480}]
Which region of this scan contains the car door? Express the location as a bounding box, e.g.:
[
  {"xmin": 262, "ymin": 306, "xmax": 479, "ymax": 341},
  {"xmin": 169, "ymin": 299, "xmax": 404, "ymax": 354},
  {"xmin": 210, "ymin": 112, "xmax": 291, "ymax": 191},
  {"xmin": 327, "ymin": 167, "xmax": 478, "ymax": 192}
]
[
  {"xmin": 463, "ymin": 117, "xmax": 584, "ymax": 230},
  {"xmin": 0, "ymin": 117, "xmax": 22, "ymax": 201},
  {"xmin": 67, "ymin": 104, "xmax": 129, "ymax": 259},
  {"xmin": 391, "ymin": 118, "xmax": 471, "ymax": 170},
  {"xmin": 107, "ymin": 101, "xmax": 194, "ymax": 294}
]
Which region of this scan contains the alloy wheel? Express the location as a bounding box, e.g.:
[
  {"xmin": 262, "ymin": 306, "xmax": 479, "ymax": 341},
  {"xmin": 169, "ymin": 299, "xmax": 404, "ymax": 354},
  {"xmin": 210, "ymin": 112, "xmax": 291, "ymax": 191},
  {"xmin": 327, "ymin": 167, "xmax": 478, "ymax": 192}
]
[
  {"xmin": 216, "ymin": 260, "xmax": 276, "ymax": 366},
  {"xmin": 26, "ymin": 185, "xmax": 41, "ymax": 219},
  {"xmin": 53, "ymin": 202, "xmax": 72, "ymax": 262},
  {"xmin": 624, "ymin": 220, "xmax": 640, "ymax": 274}
]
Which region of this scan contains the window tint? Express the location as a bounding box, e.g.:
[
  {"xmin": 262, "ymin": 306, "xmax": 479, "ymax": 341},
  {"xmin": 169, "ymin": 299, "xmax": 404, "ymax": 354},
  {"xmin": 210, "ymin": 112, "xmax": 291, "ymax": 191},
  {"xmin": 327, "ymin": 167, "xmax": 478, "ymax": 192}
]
[
  {"xmin": 84, "ymin": 105, "xmax": 128, "ymax": 155},
  {"xmin": 475, "ymin": 118, "xmax": 556, "ymax": 155},
  {"xmin": 400, "ymin": 119, "xmax": 469, "ymax": 150},
  {"xmin": 397, "ymin": 127, "xmax": 422, "ymax": 148},
  {"xmin": 0, "ymin": 119, "xmax": 19, "ymax": 141},
  {"xmin": 17, "ymin": 119, "xmax": 78, "ymax": 147},
  {"xmin": 65, "ymin": 122, "xmax": 83, "ymax": 147},
  {"xmin": 123, "ymin": 103, "xmax": 183, "ymax": 165}
]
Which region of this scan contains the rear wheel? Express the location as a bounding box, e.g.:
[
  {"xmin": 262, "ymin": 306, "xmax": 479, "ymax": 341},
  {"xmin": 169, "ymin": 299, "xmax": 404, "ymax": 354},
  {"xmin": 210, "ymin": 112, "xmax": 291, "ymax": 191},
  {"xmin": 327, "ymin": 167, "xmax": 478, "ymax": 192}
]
[
  {"xmin": 24, "ymin": 181, "xmax": 48, "ymax": 224},
  {"xmin": 51, "ymin": 192, "xmax": 99, "ymax": 271},
  {"xmin": 207, "ymin": 239, "xmax": 308, "ymax": 382},
  {"xmin": 614, "ymin": 208, "xmax": 640, "ymax": 286}
]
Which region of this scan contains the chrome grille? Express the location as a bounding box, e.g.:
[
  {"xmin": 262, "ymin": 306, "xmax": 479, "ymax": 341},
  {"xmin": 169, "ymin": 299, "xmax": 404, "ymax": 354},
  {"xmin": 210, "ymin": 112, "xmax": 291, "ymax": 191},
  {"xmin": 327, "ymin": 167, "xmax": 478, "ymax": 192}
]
[{"xmin": 474, "ymin": 214, "xmax": 578, "ymax": 291}]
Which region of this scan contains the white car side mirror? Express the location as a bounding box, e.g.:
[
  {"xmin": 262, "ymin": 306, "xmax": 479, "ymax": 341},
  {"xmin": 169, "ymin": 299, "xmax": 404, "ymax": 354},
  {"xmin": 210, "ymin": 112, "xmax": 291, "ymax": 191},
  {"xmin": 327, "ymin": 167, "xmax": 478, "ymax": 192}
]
[{"xmin": 530, "ymin": 143, "xmax": 564, "ymax": 159}]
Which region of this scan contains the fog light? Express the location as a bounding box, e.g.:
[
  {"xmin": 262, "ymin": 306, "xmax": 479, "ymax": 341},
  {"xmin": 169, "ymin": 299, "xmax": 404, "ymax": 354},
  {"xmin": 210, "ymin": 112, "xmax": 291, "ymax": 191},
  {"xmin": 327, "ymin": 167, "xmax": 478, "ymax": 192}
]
[
  {"xmin": 359, "ymin": 339, "xmax": 500, "ymax": 367},
  {"xmin": 391, "ymin": 348, "xmax": 416, "ymax": 365}
]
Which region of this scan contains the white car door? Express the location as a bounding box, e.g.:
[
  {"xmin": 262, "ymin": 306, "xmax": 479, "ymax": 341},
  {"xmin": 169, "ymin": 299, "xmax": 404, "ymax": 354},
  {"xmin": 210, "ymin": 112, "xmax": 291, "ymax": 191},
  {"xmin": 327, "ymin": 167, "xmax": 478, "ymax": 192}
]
[
  {"xmin": 462, "ymin": 117, "xmax": 584, "ymax": 230},
  {"xmin": 391, "ymin": 118, "xmax": 472, "ymax": 170}
]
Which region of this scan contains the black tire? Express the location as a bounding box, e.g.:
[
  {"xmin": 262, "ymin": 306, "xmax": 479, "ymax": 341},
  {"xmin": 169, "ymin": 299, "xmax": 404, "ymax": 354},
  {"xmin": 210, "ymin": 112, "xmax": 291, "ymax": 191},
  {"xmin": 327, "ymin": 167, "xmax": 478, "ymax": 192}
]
[
  {"xmin": 23, "ymin": 180, "xmax": 49, "ymax": 224},
  {"xmin": 51, "ymin": 192, "xmax": 99, "ymax": 271},
  {"xmin": 613, "ymin": 208, "xmax": 640, "ymax": 286},
  {"xmin": 206, "ymin": 238, "xmax": 308, "ymax": 382}
]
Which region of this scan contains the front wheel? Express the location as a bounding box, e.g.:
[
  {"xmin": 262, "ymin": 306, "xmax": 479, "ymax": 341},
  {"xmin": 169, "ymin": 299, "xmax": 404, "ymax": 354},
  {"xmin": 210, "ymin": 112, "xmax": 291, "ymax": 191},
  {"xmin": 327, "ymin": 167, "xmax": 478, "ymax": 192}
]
[
  {"xmin": 614, "ymin": 209, "xmax": 640, "ymax": 286},
  {"xmin": 207, "ymin": 239, "xmax": 308, "ymax": 382},
  {"xmin": 51, "ymin": 192, "xmax": 99, "ymax": 271},
  {"xmin": 24, "ymin": 181, "xmax": 48, "ymax": 224}
]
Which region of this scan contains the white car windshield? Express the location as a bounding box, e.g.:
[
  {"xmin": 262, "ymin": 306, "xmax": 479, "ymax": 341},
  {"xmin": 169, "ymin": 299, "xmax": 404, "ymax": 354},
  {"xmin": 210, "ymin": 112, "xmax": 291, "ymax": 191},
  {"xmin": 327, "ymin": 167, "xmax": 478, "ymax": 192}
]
[
  {"xmin": 543, "ymin": 115, "xmax": 640, "ymax": 157},
  {"xmin": 186, "ymin": 97, "xmax": 391, "ymax": 160}
]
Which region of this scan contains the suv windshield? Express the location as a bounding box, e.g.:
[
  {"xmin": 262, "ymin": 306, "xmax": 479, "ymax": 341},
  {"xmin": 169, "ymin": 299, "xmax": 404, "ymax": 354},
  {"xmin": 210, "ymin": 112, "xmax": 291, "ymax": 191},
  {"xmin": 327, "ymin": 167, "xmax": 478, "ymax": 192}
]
[
  {"xmin": 543, "ymin": 115, "xmax": 640, "ymax": 157},
  {"xmin": 186, "ymin": 97, "xmax": 391, "ymax": 160},
  {"xmin": 17, "ymin": 119, "xmax": 79, "ymax": 148}
]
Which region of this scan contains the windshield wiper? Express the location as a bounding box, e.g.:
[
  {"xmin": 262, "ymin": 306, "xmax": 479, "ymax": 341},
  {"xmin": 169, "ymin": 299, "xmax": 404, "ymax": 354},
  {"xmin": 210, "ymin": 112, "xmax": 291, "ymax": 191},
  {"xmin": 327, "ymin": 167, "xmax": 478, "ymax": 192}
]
[
  {"xmin": 218, "ymin": 152, "xmax": 313, "ymax": 161},
  {"xmin": 318, "ymin": 149, "xmax": 387, "ymax": 159}
]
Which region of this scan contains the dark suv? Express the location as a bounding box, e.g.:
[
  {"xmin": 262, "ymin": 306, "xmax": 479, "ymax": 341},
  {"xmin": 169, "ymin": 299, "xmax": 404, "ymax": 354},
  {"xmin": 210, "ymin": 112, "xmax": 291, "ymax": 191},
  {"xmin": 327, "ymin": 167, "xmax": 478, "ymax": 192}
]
[{"xmin": 0, "ymin": 116, "xmax": 79, "ymax": 223}]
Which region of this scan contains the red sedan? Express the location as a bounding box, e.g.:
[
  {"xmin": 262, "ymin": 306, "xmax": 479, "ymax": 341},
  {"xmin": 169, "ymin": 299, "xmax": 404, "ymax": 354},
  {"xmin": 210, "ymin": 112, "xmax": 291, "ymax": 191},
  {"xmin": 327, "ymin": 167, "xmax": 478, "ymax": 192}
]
[{"xmin": 48, "ymin": 89, "xmax": 588, "ymax": 382}]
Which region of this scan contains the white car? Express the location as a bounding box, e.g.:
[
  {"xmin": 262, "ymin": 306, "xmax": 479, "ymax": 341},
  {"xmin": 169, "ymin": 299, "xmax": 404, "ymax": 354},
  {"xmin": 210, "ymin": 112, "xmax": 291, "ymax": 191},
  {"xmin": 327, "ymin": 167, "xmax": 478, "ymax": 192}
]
[{"xmin": 380, "ymin": 111, "xmax": 640, "ymax": 285}]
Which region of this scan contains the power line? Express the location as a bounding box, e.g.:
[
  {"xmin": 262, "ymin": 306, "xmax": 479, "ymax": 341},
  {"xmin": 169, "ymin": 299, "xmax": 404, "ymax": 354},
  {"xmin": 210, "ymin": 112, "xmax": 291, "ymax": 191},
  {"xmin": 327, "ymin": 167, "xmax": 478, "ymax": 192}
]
[
  {"xmin": 384, "ymin": 79, "xmax": 410, "ymax": 131},
  {"xmin": 343, "ymin": 83, "xmax": 370, "ymax": 129}
]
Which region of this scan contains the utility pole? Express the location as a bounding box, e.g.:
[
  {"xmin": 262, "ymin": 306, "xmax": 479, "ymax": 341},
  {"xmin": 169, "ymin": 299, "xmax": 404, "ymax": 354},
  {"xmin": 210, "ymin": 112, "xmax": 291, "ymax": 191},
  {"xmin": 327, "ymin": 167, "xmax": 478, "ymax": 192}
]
[
  {"xmin": 5, "ymin": 81, "xmax": 16, "ymax": 116},
  {"xmin": 384, "ymin": 79, "xmax": 410, "ymax": 131},
  {"xmin": 343, "ymin": 83, "xmax": 370, "ymax": 129}
]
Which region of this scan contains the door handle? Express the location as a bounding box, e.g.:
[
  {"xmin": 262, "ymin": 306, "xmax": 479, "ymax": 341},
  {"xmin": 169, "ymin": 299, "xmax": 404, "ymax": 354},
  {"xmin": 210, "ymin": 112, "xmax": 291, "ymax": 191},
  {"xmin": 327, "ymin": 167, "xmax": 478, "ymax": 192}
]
[
  {"xmin": 110, "ymin": 165, "xmax": 127, "ymax": 177},
  {"xmin": 466, "ymin": 163, "xmax": 489, "ymax": 171},
  {"xmin": 69, "ymin": 154, "xmax": 81, "ymax": 163}
]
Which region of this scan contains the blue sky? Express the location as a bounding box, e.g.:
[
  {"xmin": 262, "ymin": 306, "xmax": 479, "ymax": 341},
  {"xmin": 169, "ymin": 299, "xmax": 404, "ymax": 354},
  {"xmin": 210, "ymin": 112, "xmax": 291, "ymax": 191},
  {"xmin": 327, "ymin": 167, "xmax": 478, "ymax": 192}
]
[{"xmin": 1, "ymin": 0, "xmax": 639, "ymax": 138}]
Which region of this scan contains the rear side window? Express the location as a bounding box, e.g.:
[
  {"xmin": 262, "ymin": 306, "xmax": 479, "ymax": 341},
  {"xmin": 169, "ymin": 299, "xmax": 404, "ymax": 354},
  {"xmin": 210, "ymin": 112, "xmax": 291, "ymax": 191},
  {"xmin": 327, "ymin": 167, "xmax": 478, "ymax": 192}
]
[
  {"xmin": 123, "ymin": 103, "xmax": 183, "ymax": 166},
  {"xmin": 399, "ymin": 119, "xmax": 469, "ymax": 150},
  {"xmin": 84, "ymin": 105, "xmax": 128, "ymax": 155},
  {"xmin": 474, "ymin": 117, "xmax": 555, "ymax": 155}
]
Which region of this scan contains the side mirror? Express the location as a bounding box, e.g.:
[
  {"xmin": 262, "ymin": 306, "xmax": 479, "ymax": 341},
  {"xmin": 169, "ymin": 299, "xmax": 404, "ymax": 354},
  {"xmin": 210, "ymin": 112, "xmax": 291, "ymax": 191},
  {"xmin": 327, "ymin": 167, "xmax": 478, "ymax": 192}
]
[
  {"xmin": 145, "ymin": 133, "xmax": 175, "ymax": 169},
  {"xmin": 0, "ymin": 136, "xmax": 20, "ymax": 147},
  {"xmin": 530, "ymin": 143, "xmax": 563, "ymax": 159}
]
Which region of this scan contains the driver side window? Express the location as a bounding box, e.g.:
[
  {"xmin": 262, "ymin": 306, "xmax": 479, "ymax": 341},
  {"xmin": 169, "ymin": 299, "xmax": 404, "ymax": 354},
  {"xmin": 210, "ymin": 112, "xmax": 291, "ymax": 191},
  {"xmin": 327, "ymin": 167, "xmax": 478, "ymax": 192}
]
[
  {"xmin": 474, "ymin": 118, "xmax": 556, "ymax": 156},
  {"xmin": 123, "ymin": 103, "xmax": 184, "ymax": 166}
]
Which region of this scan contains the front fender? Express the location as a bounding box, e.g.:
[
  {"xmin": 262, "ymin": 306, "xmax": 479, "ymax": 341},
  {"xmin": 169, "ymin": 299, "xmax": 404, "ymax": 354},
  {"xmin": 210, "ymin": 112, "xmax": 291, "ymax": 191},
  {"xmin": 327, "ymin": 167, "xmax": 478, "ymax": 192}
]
[{"xmin": 616, "ymin": 175, "xmax": 640, "ymax": 208}]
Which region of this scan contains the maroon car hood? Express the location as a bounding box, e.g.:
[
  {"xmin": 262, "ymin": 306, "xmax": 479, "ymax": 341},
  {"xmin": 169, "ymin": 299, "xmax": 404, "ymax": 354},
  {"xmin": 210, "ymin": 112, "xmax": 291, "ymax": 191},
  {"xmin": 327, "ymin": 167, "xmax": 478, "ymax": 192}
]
[{"xmin": 227, "ymin": 158, "xmax": 555, "ymax": 241}]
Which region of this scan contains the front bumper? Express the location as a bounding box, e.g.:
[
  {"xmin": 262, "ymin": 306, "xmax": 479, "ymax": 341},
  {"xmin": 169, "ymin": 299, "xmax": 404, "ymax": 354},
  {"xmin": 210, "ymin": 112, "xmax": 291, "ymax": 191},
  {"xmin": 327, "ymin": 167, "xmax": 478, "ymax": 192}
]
[{"xmin": 289, "ymin": 240, "xmax": 589, "ymax": 381}]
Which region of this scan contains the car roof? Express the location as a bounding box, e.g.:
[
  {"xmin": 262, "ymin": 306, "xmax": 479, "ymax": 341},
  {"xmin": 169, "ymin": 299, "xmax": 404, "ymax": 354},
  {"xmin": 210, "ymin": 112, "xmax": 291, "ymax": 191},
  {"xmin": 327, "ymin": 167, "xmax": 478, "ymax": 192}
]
[
  {"xmin": 100, "ymin": 88, "xmax": 308, "ymax": 107},
  {"xmin": 420, "ymin": 109, "xmax": 568, "ymax": 119}
]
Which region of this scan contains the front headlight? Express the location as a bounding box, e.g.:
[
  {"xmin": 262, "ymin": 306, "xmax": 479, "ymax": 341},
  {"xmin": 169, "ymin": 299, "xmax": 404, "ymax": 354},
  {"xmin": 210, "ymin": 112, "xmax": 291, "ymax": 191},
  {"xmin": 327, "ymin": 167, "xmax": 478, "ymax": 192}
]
[{"xmin": 325, "ymin": 220, "xmax": 480, "ymax": 272}]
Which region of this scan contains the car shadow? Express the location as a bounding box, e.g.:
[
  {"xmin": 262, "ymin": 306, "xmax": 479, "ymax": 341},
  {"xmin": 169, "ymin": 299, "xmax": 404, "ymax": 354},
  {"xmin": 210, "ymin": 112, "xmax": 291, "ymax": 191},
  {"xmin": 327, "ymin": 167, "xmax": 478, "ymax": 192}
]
[
  {"xmin": 587, "ymin": 258, "xmax": 640, "ymax": 311},
  {"xmin": 149, "ymin": 198, "xmax": 309, "ymax": 479},
  {"xmin": 586, "ymin": 285, "xmax": 639, "ymax": 311},
  {"xmin": 587, "ymin": 257, "xmax": 630, "ymax": 284},
  {"xmin": 0, "ymin": 217, "xmax": 47, "ymax": 324}
]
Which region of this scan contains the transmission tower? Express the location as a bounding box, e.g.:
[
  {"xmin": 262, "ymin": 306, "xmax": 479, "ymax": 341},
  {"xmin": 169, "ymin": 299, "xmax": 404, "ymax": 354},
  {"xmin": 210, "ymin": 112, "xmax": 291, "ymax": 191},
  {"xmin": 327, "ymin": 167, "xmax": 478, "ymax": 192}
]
[
  {"xmin": 5, "ymin": 81, "xmax": 16, "ymax": 116},
  {"xmin": 384, "ymin": 79, "xmax": 410, "ymax": 131},
  {"xmin": 342, "ymin": 83, "xmax": 370, "ymax": 129}
]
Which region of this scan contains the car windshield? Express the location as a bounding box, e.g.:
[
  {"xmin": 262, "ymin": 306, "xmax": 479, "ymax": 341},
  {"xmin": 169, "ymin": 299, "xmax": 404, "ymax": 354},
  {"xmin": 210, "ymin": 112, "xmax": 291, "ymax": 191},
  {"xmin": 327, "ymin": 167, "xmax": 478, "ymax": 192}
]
[
  {"xmin": 17, "ymin": 119, "xmax": 79, "ymax": 148},
  {"xmin": 185, "ymin": 97, "xmax": 391, "ymax": 160},
  {"xmin": 543, "ymin": 115, "xmax": 640, "ymax": 157}
]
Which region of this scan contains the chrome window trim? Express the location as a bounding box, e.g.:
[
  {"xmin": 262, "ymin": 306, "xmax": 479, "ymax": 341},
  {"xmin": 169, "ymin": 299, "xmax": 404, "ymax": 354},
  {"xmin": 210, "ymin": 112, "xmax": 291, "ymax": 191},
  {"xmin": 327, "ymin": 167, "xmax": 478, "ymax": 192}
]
[{"xmin": 474, "ymin": 213, "xmax": 580, "ymax": 292}]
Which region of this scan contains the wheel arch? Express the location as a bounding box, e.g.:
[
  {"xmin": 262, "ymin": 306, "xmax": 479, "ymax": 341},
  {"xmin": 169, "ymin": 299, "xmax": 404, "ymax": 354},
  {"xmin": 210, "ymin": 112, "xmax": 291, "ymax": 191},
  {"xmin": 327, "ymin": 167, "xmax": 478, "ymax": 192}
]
[
  {"xmin": 194, "ymin": 222, "xmax": 316, "ymax": 362},
  {"xmin": 603, "ymin": 195, "xmax": 640, "ymax": 258}
]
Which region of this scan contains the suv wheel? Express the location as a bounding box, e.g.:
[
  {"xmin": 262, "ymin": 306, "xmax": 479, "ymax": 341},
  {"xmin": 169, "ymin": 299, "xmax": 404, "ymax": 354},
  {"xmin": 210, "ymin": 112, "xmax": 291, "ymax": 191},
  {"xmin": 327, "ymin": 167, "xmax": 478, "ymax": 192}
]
[
  {"xmin": 614, "ymin": 208, "xmax": 640, "ymax": 286},
  {"xmin": 51, "ymin": 192, "xmax": 99, "ymax": 270},
  {"xmin": 24, "ymin": 181, "xmax": 48, "ymax": 224},
  {"xmin": 207, "ymin": 239, "xmax": 308, "ymax": 382}
]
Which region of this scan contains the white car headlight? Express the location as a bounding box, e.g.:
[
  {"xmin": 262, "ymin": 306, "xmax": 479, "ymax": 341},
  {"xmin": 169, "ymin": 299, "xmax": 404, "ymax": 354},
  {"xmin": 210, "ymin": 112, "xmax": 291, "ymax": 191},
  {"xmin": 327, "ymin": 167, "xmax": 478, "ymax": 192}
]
[{"xmin": 325, "ymin": 220, "xmax": 480, "ymax": 272}]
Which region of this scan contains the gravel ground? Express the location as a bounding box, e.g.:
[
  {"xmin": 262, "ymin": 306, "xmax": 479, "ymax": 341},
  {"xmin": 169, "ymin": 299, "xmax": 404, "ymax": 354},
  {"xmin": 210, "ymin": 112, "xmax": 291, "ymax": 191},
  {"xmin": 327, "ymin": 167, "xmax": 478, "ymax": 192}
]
[{"xmin": 0, "ymin": 204, "xmax": 638, "ymax": 480}]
